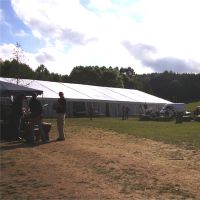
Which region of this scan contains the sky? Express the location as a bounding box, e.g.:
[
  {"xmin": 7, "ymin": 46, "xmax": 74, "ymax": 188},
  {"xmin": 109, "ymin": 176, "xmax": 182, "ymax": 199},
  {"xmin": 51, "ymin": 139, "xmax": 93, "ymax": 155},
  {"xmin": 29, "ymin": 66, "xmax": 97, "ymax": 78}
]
[{"xmin": 0, "ymin": 0, "xmax": 200, "ymax": 75}]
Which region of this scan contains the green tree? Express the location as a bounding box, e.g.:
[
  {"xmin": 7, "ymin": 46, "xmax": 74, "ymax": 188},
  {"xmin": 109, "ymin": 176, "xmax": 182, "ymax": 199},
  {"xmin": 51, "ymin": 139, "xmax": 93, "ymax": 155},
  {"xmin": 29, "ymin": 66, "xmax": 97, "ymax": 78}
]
[
  {"xmin": 120, "ymin": 67, "xmax": 135, "ymax": 78},
  {"xmin": 101, "ymin": 67, "xmax": 123, "ymax": 87},
  {"xmin": 61, "ymin": 74, "xmax": 69, "ymax": 83},
  {"xmin": 0, "ymin": 59, "xmax": 35, "ymax": 80},
  {"xmin": 119, "ymin": 67, "xmax": 143, "ymax": 89},
  {"xmin": 35, "ymin": 64, "xmax": 50, "ymax": 80},
  {"xmin": 50, "ymin": 73, "xmax": 62, "ymax": 82},
  {"xmin": 69, "ymin": 66, "xmax": 101, "ymax": 85},
  {"xmin": 69, "ymin": 66, "xmax": 123, "ymax": 87},
  {"xmin": 168, "ymin": 79, "xmax": 183, "ymax": 102}
]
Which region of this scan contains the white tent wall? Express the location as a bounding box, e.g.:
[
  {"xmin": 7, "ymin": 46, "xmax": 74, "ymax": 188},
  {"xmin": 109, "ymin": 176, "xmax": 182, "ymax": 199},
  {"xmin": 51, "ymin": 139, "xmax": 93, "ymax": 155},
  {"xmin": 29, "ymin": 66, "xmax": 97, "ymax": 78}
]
[
  {"xmin": 0, "ymin": 77, "xmax": 171, "ymax": 118},
  {"xmin": 40, "ymin": 98, "xmax": 57, "ymax": 117},
  {"xmin": 85, "ymin": 101, "xmax": 106, "ymax": 117},
  {"xmin": 38, "ymin": 99, "xmax": 165, "ymax": 118},
  {"xmin": 37, "ymin": 99, "xmax": 107, "ymax": 118},
  {"xmin": 107, "ymin": 102, "xmax": 165, "ymax": 118}
]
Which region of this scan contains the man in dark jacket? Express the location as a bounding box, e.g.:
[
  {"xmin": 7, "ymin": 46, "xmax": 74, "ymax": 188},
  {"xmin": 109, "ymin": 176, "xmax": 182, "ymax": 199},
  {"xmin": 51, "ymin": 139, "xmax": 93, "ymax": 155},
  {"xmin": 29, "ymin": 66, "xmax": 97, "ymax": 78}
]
[
  {"xmin": 29, "ymin": 93, "xmax": 46, "ymax": 143},
  {"xmin": 56, "ymin": 92, "xmax": 66, "ymax": 141},
  {"xmin": 29, "ymin": 94, "xmax": 42, "ymax": 117}
]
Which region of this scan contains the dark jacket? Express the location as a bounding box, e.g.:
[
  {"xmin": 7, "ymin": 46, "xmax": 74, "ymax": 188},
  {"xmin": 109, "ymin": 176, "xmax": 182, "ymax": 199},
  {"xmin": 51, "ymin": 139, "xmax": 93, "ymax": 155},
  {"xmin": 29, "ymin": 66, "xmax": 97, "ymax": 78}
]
[
  {"xmin": 29, "ymin": 98, "xmax": 42, "ymax": 116},
  {"xmin": 12, "ymin": 95, "xmax": 24, "ymax": 117},
  {"xmin": 56, "ymin": 97, "xmax": 66, "ymax": 114}
]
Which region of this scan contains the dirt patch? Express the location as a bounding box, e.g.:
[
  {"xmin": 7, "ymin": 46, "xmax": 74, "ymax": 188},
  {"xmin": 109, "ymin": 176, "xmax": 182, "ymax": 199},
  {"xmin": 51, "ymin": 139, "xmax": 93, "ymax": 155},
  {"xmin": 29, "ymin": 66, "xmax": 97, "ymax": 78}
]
[{"xmin": 1, "ymin": 126, "xmax": 200, "ymax": 199}]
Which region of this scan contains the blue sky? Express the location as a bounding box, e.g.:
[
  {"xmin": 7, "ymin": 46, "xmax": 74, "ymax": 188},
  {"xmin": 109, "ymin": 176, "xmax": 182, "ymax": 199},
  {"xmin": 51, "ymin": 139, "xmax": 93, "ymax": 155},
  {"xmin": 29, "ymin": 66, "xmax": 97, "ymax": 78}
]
[
  {"xmin": 0, "ymin": 0, "xmax": 44, "ymax": 52},
  {"xmin": 0, "ymin": 0, "xmax": 200, "ymax": 75}
]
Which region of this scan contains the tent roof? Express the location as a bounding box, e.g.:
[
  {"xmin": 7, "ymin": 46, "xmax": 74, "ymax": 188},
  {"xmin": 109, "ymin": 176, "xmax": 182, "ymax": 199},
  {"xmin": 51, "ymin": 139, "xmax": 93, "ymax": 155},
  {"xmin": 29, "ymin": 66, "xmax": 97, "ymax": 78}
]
[
  {"xmin": 0, "ymin": 80, "xmax": 43, "ymax": 96},
  {"xmin": 0, "ymin": 77, "xmax": 171, "ymax": 104}
]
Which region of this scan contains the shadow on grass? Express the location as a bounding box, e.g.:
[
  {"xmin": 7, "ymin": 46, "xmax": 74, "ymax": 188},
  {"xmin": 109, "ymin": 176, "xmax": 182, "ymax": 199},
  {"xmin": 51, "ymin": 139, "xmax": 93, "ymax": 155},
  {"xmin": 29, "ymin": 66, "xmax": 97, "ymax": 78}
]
[{"xmin": 0, "ymin": 139, "xmax": 57, "ymax": 151}]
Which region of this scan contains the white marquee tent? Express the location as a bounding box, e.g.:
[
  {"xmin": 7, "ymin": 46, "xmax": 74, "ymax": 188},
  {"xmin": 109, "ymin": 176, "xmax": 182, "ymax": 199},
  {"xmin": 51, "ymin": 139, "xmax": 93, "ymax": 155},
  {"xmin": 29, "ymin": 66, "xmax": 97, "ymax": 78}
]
[{"xmin": 0, "ymin": 77, "xmax": 171, "ymax": 117}]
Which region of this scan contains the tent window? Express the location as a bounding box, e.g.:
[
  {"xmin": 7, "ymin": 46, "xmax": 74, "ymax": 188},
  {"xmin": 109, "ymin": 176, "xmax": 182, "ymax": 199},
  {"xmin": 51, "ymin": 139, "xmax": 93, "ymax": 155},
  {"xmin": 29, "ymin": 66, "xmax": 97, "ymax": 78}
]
[{"xmin": 73, "ymin": 102, "xmax": 86, "ymax": 117}]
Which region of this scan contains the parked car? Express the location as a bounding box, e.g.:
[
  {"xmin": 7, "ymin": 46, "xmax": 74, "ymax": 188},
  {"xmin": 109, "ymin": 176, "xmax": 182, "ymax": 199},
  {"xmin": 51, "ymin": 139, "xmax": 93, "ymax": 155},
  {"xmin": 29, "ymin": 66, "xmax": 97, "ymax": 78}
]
[{"xmin": 160, "ymin": 103, "xmax": 186, "ymax": 118}]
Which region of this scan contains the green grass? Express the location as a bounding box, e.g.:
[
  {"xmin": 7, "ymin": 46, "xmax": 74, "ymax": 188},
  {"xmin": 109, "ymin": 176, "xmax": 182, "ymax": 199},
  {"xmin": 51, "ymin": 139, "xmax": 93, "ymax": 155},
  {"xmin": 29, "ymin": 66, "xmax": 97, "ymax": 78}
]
[
  {"xmin": 45, "ymin": 117, "xmax": 200, "ymax": 149},
  {"xmin": 59, "ymin": 117, "xmax": 200, "ymax": 150},
  {"xmin": 186, "ymin": 100, "xmax": 200, "ymax": 111}
]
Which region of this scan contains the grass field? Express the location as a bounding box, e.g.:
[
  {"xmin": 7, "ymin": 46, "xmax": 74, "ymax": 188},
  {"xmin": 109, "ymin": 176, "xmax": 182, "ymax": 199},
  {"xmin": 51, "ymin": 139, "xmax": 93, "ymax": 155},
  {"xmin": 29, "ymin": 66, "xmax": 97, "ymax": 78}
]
[
  {"xmin": 47, "ymin": 117, "xmax": 200, "ymax": 150},
  {"xmin": 186, "ymin": 100, "xmax": 200, "ymax": 111},
  {"xmin": 1, "ymin": 117, "xmax": 200, "ymax": 199}
]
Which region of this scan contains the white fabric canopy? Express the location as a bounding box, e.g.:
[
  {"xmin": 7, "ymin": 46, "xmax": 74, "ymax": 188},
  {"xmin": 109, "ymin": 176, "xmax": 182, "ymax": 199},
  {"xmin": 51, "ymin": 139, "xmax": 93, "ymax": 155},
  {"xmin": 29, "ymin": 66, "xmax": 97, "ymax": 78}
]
[{"xmin": 0, "ymin": 77, "xmax": 171, "ymax": 104}]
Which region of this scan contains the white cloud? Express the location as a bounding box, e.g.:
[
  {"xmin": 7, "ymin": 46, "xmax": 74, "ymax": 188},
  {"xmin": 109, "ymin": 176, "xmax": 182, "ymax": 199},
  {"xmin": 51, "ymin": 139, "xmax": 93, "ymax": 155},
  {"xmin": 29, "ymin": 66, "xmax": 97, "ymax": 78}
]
[
  {"xmin": 0, "ymin": 8, "xmax": 11, "ymax": 28},
  {"xmin": 11, "ymin": 0, "xmax": 98, "ymax": 43},
  {"xmin": 15, "ymin": 29, "xmax": 28, "ymax": 37},
  {"xmin": 0, "ymin": 43, "xmax": 15, "ymax": 59},
  {"xmin": 135, "ymin": 0, "xmax": 200, "ymax": 58},
  {"xmin": 0, "ymin": 0, "xmax": 199, "ymax": 74}
]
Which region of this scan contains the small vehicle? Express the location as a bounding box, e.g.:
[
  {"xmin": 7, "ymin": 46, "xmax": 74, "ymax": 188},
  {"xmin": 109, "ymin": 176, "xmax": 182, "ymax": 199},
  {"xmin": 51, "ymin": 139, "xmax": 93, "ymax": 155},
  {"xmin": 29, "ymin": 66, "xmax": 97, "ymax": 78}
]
[
  {"xmin": 193, "ymin": 106, "xmax": 200, "ymax": 121},
  {"xmin": 194, "ymin": 106, "xmax": 200, "ymax": 115},
  {"xmin": 160, "ymin": 103, "xmax": 186, "ymax": 118}
]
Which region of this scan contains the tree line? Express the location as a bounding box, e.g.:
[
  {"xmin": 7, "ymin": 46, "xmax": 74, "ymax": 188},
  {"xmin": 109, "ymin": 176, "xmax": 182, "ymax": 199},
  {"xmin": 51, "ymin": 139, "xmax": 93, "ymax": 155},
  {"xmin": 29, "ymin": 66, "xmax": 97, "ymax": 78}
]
[{"xmin": 0, "ymin": 59, "xmax": 200, "ymax": 103}]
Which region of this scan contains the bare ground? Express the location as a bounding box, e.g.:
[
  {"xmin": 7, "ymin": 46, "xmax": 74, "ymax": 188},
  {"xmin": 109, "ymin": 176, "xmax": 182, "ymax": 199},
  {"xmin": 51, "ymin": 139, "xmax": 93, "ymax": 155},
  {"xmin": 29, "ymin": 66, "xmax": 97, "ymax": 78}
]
[{"xmin": 0, "ymin": 126, "xmax": 200, "ymax": 200}]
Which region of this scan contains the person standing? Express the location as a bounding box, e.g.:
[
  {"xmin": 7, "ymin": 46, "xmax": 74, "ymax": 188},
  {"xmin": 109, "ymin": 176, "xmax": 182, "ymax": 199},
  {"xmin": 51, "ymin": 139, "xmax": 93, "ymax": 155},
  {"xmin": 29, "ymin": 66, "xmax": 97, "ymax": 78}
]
[
  {"xmin": 88, "ymin": 102, "xmax": 94, "ymax": 120},
  {"xmin": 29, "ymin": 93, "xmax": 46, "ymax": 143},
  {"xmin": 56, "ymin": 92, "xmax": 66, "ymax": 141},
  {"xmin": 125, "ymin": 106, "xmax": 130, "ymax": 120}
]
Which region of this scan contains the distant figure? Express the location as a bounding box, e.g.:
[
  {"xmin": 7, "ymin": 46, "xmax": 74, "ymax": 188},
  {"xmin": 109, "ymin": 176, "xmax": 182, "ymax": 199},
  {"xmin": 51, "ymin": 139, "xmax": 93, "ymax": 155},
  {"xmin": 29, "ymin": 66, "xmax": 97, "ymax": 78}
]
[
  {"xmin": 125, "ymin": 106, "xmax": 130, "ymax": 119},
  {"xmin": 88, "ymin": 103, "xmax": 94, "ymax": 120},
  {"xmin": 122, "ymin": 105, "xmax": 126, "ymax": 120},
  {"xmin": 144, "ymin": 103, "xmax": 147, "ymax": 114},
  {"xmin": 29, "ymin": 93, "xmax": 46, "ymax": 143},
  {"xmin": 56, "ymin": 92, "xmax": 66, "ymax": 141}
]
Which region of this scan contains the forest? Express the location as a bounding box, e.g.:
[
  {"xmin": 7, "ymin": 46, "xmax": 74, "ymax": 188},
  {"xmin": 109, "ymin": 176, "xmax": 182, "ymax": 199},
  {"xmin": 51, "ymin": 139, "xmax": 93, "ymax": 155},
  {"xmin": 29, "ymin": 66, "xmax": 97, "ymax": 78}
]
[{"xmin": 0, "ymin": 59, "xmax": 200, "ymax": 103}]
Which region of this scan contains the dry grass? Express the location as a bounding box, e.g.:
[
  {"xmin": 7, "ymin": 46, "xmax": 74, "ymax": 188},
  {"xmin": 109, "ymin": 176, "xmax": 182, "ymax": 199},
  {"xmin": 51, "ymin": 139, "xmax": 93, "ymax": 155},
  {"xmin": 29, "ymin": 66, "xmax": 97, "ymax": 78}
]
[{"xmin": 1, "ymin": 125, "xmax": 200, "ymax": 199}]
